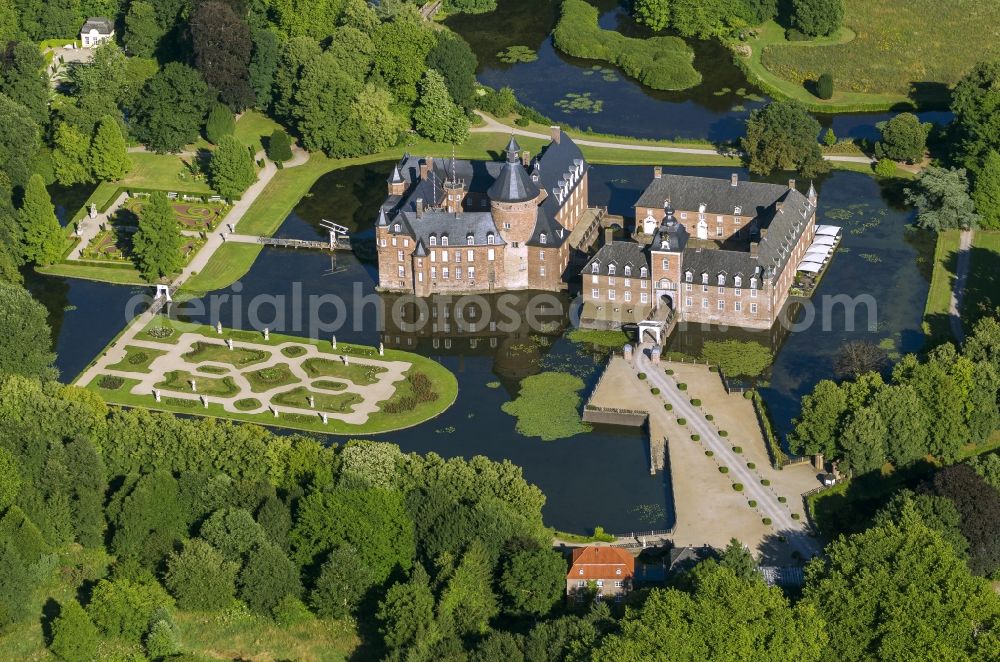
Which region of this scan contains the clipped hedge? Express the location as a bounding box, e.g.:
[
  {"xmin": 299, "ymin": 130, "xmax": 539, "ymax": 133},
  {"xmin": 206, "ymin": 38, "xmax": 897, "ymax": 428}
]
[
  {"xmin": 778, "ymin": 496, "xmax": 787, "ymax": 503},
  {"xmin": 705, "ymin": 450, "xmax": 714, "ymax": 457},
  {"xmin": 677, "ymin": 418, "xmax": 687, "ymax": 425},
  {"xmin": 791, "ymin": 513, "xmax": 801, "ymax": 520},
  {"xmin": 691, "ymin": 398, "xmax": 701, "ymax": 406},
  {"xmin": 748, "ymin": 500, "xmax": 757, "ymax": 507},
  {"xmin": 665, "ymin": 369, "xmax": 674, "ymax": 375},
  {"xmin": 691, "ymin": 434, "xmax": 700, "ymax": 441},
  {"xmin": 678, "ymin": 383, "xmax": 688, "ymax": 391},
  {"xmin": 761, "ymin": 479, "xmax": 771, "ymax": 486},
  {"xmin": 719, "ymin": 466, "xmax": 729, "ymax": 474},
  {"xmin": 733, "ymin": 483, "xmax": 744, "ymax": 492},
  {"xmin": 664, "ymin": 403, "xmax": 673, "ymax": 411},
  {"xmin": 762, "ymin": 517, "xmax": 772, "ymax": 525},
  {"xmin": 638, "ymin": 372, "xmax": 647, "ymax": 380},
  {"xmin": 552, "ymin": 0, "xmax": 701, "ymax": 91},
  {"xmin": 719, "ymin": 430, "xmax": 728, "ymax": 437},
  {"xmin": 747, "ymin": 462, "xmax": 756, "ymax": 469},
  {"xmin": 732, "ymin": 445, "xmax": 742, "ymax": 454},
  {"xmin": 705, "ymin": 414, "xmax": 714, "ymax": 421},
  {"xmin": 650, "ymin": 387, "xmax": 660, "ymax": 395}
]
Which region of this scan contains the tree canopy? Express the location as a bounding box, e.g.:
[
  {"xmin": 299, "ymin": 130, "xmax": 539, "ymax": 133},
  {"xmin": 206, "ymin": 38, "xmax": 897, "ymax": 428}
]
[
  {"xmin": 132, "ymin": 191, "xmax": 183, "ymax": 280},
  {"xmin": 742, "ymin": 101, "xmax": 828, "ymax": 178},
  {"xmin": 905, "ymin": 166, "xmax": 980, "ymax": 231},
  {"xmin": 132, "ymin": 63, "xmax": 212, "ymax": 153}
]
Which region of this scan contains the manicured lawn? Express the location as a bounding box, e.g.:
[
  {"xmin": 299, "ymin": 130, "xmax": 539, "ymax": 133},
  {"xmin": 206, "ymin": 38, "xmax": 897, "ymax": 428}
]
[
  {"xmin": 182, "ymin": 340, "xmax": 271, "ymax": 367},
  {"xmin": 156, "ymin": 369, "xmax": 240, "ymax": 397},
  {"xmin": 106, "ymin": 345, "xmax": 167, "ymax": 373},
  {"xmin": 35, "ymin": 260, "xmax": 148, "ymax": 284},
  {"xmin": 272, "ymin": 386, "xmax": 363, "ymax": 413},
  {"xmin": 963, "ymin": 231, "xmax": 1000, "ymax": 329},
  {"xmin": 313, "ymin": 379, "xmax": 347, "ymax": 391},
  {"xmin": 245, "ymin": 363, "xmax": 298, "ymax": 393},
  {"xmin": 923, "ymin": 230, "xmax": 962, "ymax": 342},
  {"xmin": 180, "ymin": 242, "xmax": 263, "ymax": 294},
  {"xmin": 121, "ymin": 152, "xmax": 214, "ymax": 193},
  {"xmin": 302, "ymin": 357, "xmax": 387, "ymax": 385},
  {"xmin": 750, "ymin": 1, "xmax": 1000, "ymax": 109},
  {"xmin": 234, "ymin": 110, "xmax": 284, "ymax": 154}
]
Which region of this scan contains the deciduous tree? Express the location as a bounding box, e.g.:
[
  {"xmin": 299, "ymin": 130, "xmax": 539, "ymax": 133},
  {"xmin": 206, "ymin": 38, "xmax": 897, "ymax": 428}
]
[
  {"xmin": 164, "ymin": 538, "xmax": 238, "ymax": 610},
  {"xmin": 53, "ymin": 123, "xmax": 92, "ymax": 186},
  {"xmin": 499, "ymin": 546, "xmax": 566, "ymax": 616},
  {"xmin": 742, "ymin": 100, "xmax": 828, "ymax": 178},
  {"xmin": 378, "ymin": 564, "xmax": 439, "ymax": 657},
  {"xmin": 972, "ymin": 149, "xmax": 1000, "ymax": 229},
  {"xmin": 209, "ymin": 136, "xmax": 256, "ymax": 200},
  {"xmin": 791, "ymin": 0, "xmax": 843, "ymax": 37},
  {"xmin": 124, "ymin": 0, "xmax": 162, "ymax": 57},
  {"xmin": 132, "ymin": 63, "xmax": 211, "ymax": 153},
  {"xmin": 132, "ymin": 192, "xmax": 183, "ymax": 281},
  {"xmin": 875, "ymin": 112, "xmax": 929, "ymax": 163},
  {"xmin": 905, "ymin": 166, "xmax": 980, "ymax": 231},
  {"xmin": 86, "ymin": 578, "xmax": 174, "ymax": 640},
  {"xmin": 248, "ymin": 27, "xmax": 280, "ymax": 111},
  {"xmin": 926, "ymin": 464, "xmax": 1000, "ymax": 576},
  {"xmin": 0, "ymin": 281, "xmax": 57, "ymax": 380},
  {"xmin": 788, "ymin": 379, "xmax": 846, "ymax": 458},
  {"xmin": 199, "ymin": 507, "xmax": 268, "ymax": 561},
  {"xmin": 190, "ymin": 1, "xmax": 255, "ymax": 110},
  {"xmin": 427, "ymin": 31, "xmax": 478, "ymax": 107},
  {"xmin": 266, "ymin": 128, "xmax": 293, "ymax": 163},
  {"xmin": 237, "ymin": 542, "xmax": 302, "ymax": 615},
  {"xmin": 0, "ymin": 41, "xmax": 48, "ymax": 129},
  {"xmin": 372, "ymin": 18, "xmax": 436, "ymax": 105},
  {"xmin": 310, "ymin": 545, "xmax": 376, "ymax": 618},
  {"xmin": 701, "ymin": 340, "xmax": 772, "ymax": 377}
]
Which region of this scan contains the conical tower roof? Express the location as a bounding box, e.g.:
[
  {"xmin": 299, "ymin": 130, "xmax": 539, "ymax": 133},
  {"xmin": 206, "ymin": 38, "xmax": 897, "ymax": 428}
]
[
  {"xmin": 376, "ymin": 207, "xmax": 389, "ymax": 226},
  {"xmin": 488, "ymin": 137, "xmax": 539, "ymax": 203},
  {"xmin": 387, "ymin": 164, "xmax": 404, "ymax": 184},
  {"xmin": 505, "ymin": 135, "xmax": 521, "ymax": 156}
]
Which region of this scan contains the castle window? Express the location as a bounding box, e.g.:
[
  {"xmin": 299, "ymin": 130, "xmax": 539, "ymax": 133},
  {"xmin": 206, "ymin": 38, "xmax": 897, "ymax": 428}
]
[
  {"xmin": 661, "ymin": 257, "xmax": 668, "ymax": 270},
  {"xmin": 718, "ymin": 300, "xmax": 725, "ymax": 310},
  {"xmin": 467, "ymin": 234, "xmax": 474, "ymax": 245},
  {"xmin": 398, "ymin": 266, "xmax": 404, "ymax": 278},
  {"xmin": 592, "ymin": 289, "xmax": 600, "ymax": 299},
  {"xmin": 394, "ymin": 224, "xmax": 400, "ymax": 231},
  {"xmin": 431, "ymin": 266, "xmax": 437, "ymax": 279},
  {"xmin": 487, "ymin": 248, "xmax": 495, "ymax": 261},
  {"xmin": 442, "ymin": 267, "xmax": 449, "ymax": 279},
  {"xmin": 539, "ymin": 250, "xmax": 545, "ymax": 261},
  {"xmin": 467, "ymin": 250, "xmax": 473, "ymax": 261},
  {"xmin": 540, "ymin": 233, "xmax": 547, "ymax": 244},
  {"xmin": 487, "ymin": 233, "xmax": 495, "ymax": 245},
  {"xmin": 397, "ymin": 250, "xmax": 403, "ymax": 262},
  {"xmin": 608, "ymin": 290, "xmax": 616, "ymax": 301},
  {"xmin": 734, "ymin": 275, "xmax": 742, "ymax": 287},
  {"xmin": 750, "ymin": 277, "xmax": 758, "ymax": 289},
  {"xmin": 608, "ymin": 265, "xmax": 616, "ymax": 276},
  {"xmin": 624, "ymin": 291, "xmax": 631, "ymax": 302},
  {"xmin": 469, "ymin": 266, "xmax": 476, "ymax": 280},
  {"xmin": 685, "ymin": 271, "xmax": 692, "ymax": 283},
  {"xmin": 717, "ymin": 274, "xmax": 725, "ymax": 286},
  {"xmin": 641, "ymin": 266, "xmax": 648, "ymax": 278},
  {"xmin": 540, "ymin": 266, "xmax": 546, "ymax": 277},
  {"xmin": 735, "ymin": 301, "xmax": 742, "ymax": 312},
  {"xmin": 455, "ymin": 267, "xmax": 463, "ymax": 279},
  {"xmin": 592, "ymin": 262, "xmax": 599, "ymax": 273},
  {"xmin": 735, "ymin": 288, "xmax": 741, "ymax": 297},
  {"xmin": 455, "ymin": 252, "xmax": 461, "ymax": 263},
  {"xmin": 391, "ymin": 237, "xmax": 397, "ymax": 247},
  {"xmin": 429, "ymin": 236, "xmax": 437, "ymax": 246},
  {"xmin": 624, "ymin": 265, "xmax": 631, "ymax": 276},
  {"xmin": 751, "ymin": 303, "xmax": 758, "ymax": 314},
  {"xmin": 701, "ymin": 273, "xmax": 708, "ymax": 285},
  {"xmin": 734, "ymin": 206, "xmax": 742, "ymax": 215},
  {"xmin": 641, "ymin": 292, "xmax": 648, "ymax": 303},
  {"xmin": 702, "ymin": 298, "xmax": 709, "ymax": 309},
  {"xmin": 441, "ymin": 236, "xmax": 448, "ymax": 246}
]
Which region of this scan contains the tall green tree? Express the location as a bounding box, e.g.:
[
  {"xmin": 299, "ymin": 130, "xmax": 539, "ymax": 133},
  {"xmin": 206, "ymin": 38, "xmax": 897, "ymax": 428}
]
[
  {"xmin": 870, "ymin": 384, "xmax": 928, "ymax": 466},
  {"xmin": 310, "ymin": 545, "xmax": 376, "ymax": 618},
  {"xmin": 875, "ymin": 113, "xmax": 929, "ymax": 163},
  {"xmin": 926, "ymin": 464, "xmax": 1000, "ymax": 576},
  {"xmin": 0, "ymin": 41, "xmax": 49, "ymax": 129},
  {"xmin": 0, "ymin": 281, "xmax": 57, "ymax": 381},
  {"xmin": 499, "ymin": 546, "xmax": 567, "ymax": 617},
  {"xmin": 837, "ymin": 406, "xmax": 887, "ymax": 474},
  {"xmin": 742, "ymin": 100, "xmax": 828, "ymax": 178},
  {"xmin": 237, "ymin": 543, "xmax": 302, "ymax": 615},
  {"xmin": 132, "ymin": 192, "xmax": 183, "ymax": 281},
  {"xmin": 632, "ymin": 0, "xmax": 671, "ymax": 31},
  {"xmin": 701, "ymin": 340, "xmax": 772, "ymax": 377},
  {"xmin": 905, "ymin": 166, "xmax": 980, "ymax": 231},
  {"xmin": 164, "ymin": 539, "xmax": 238, "ymax": 610},
  {"xmin": 124, "ymin": 0, "xmax": 162, "ymax": 57},
  {"xmin": 0, "ymin": 93, "xmax": 39, "ymax": 187},
  {"xmin": 52, "ymin": 122, "xmax": 92, "ymax": 186},
  {"xmin": 873, "ymin": 491, "xmax": 969, "ymax": 560},
  {"xmin": 972, "ymin": 149, "xmax": 1000, "ymax": 229},
  {"xmin": 266, "ymin": 128, "xmax": 293, "ymax": 162},
  {"xmin": 327, "ymin": 26, "xmax": 376, "ymax": 84},
  {"xmin": 378, "ymin": 564, "xmax": 440, "ymax": 658},
  {"xmin": 90, "ymin": 115, "xmax": 131, "ymax": 182},
  {"xmin": 132, "ymin": 63, "xmax": 211, "ymax": 153},
  {"xmin": 199, "ymin": 507, "xmax": 268, "ymax": 561},
  {"xmin": 272, "ymin": 37, "xmax": 323, "ymax": 125},
  {"xmin": 18, "ymin": 174, "xmax": 63, "ymax": 266},
  {"xmin": 413, "ymin": 69, "xmax": 470, "ymax": 144},
  {"xmin": 437, "ymin": 540, "xmax": 499, "ymax": 636},
  {"xmin": 190, "ymin": 1, "xmax": 255, "ymax": 110},
  {"xmin": 950, "ymin": 60, "xmax": 1000, "ymax": 171},
  {"xmin": 49, "ymin": 599, "xmax": 99, "ymax": 662},
  {"xmin": 372, "ymin": 18, "xmax": 436, "ymax": 105},
  {"xmin": 86, "ymin": 578, "xmax": 174, "ymax": 640},
  {"xmin": 205, "ymin": 103, "xmax": 236, "ymax": 145},
  {"xmin": 804, "ymin": 510, "xmax": 1000, "ymax": 661},
  {"xmin": 596, "ymin": 565, "xmax": 826, "ymax": 661},
  {"xmin": 209, "ymin": 136, "xmax": 256, "ymax": 200},
  {"xmin": 791, "ymin": 0, "xmax": 844, "ymax": 37},
  {"xmin": 788, "ymin": 379, "xmax": 846, "ymax": 458},
  {"xmin": 248, "ymin": 27, "xmax": 280, "ymax": 111},
  {"xmin": 427, "ymin": 31, "xmax": 478, "ymax": 107}
]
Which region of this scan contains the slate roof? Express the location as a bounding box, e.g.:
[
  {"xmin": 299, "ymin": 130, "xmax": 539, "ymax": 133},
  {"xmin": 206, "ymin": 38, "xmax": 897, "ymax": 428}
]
[
  {"xmin": 82, "ymin": 17, "xmax": 114, "ymax": 33},
  {"xmin": 636, "ymin": 174, "xmax": 790, "ymax": 220},
  {"xmin": 392, "ymin": 210, "xmax": 504, "ymax": 248},
  {"xmin": 529, "ymin": 130, "xmax": 588, "ymax": 247},
  {"xmin": 582, "ymin": 241, "xmax": 650, "ymax": 277},
  {"xmin": 487, "ymin": 154, "xmax": 540, "ymax": 203},
  {"xmin": 649, "ymin": 214, "xmax": 689, "ymax": 253}
]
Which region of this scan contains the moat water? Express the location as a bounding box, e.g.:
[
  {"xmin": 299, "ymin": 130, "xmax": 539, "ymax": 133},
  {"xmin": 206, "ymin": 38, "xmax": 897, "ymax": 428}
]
[
  {"xmin": 41, "ymin": 161, "xmax": 928, "ymax": 534},
  {"xmin": 446, "ymin": 0, "xmax": 952, "ymax": 142}
]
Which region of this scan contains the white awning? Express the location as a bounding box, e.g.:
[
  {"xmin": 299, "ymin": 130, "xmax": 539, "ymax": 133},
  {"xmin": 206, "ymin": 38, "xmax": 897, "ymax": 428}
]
[
  {"xmin": 812, "ymin": 234, "xmax": 837, "ymax": 246},
  {"xmin": 805, "ymin": 245, "xmax": 832, "ymax": 258},
  {"xmin": 816, "ymin": 225, "xmax": 841, "ymax": 237},
  {"xmin": 797, "ymin": 260, "xmax": 825, "ymax": 273}
]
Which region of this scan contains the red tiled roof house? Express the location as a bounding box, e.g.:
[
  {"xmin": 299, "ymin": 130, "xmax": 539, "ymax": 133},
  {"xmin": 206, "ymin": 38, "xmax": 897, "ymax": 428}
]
[{"xmin": 566, "ymin": 545, "xmax": 635, "ymax": 603}]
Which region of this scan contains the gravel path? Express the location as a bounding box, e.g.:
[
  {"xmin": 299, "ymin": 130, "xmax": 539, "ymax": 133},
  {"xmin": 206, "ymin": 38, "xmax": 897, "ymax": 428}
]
[{"xmin": 950, "ymin": 229, "xmax": 973, "ymax": 343}]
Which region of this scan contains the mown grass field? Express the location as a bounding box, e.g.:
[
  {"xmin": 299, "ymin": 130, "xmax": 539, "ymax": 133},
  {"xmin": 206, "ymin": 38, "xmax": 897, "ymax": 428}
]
[
  {"xmin": 922, "ymin": 229, "xmax": 962, "ymax": 342},
  {"xmin": 121, "ymin": 152, "xmax": 214, "ymax": 193},
  {"xmin": 756, "ymin": 1, "xmax": 1000, "ymax": 107},
  {"xmin": 234, "ymin": 110, "xmax": 284, "ymax": 154},
  {"xmin": 180, "ymin": 242, "xmax": 263, "ymax": 295}
]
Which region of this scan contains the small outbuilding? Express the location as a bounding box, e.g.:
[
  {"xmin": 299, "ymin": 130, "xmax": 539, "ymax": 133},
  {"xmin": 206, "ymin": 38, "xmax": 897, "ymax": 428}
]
[{"xmin": 80, "ymin": 18, "xmax": 115, "ymax": 48}]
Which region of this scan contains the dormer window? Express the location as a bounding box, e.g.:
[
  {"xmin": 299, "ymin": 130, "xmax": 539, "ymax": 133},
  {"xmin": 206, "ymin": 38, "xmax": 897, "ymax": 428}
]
[
  {"xmin": 394, "ymin": 224, "xmax": 400, "ymax": 232},
  {"xmin": 624, "ymin": 265, "xmax": 631, "ymax": 276},
  {"xmin": 734, "ymin": 206, "xmax": 742, "ymax": 215},
  {"xmin": 467, "ymin": 234, "xmax": 474, "ymax": 245},
  {"xmin": 487, "ymin": 233, "xmax": 495, "ymax": 245},
  {"xmin": 615, "ymin": 568, "xmax": 622, "ymax": 575},
  {"xmin": 685, "ymin": 271, "xmax": 692, "ymax": 283},
  {"xmin": 429, "ymin": 236, "xmax": 437, "ymax": 246},
  {"xmin": 734, "ymin": 275, "xmax": 742, "ymax": 287},
  {"xmin": 540, "ymin": 233, "xmax": 547, "ymax": 244},
  {"xmin": 717, "ymin": 274, "xmax": 725, "ymax": 286},
  {"xmin": 701, "ymin": 273, "xmax": 708, "ymax": 285},
  {"xmin": 591, "ymin": 262, "xmax": 599, "ymax": 274},
  {"xmin": 441, "ymin": 236, "xmax": 448, "ymax": 246},
  {"xmin": 608, "ymin": 264, "xmax": 616, "ymax": 276},
  {"xmin": 750, "ymin": 277, "xmax": 758, "ymax": 289},
  {"xmin": 640, "ymin": 267, "xmax": 648, "ymax": 278}
]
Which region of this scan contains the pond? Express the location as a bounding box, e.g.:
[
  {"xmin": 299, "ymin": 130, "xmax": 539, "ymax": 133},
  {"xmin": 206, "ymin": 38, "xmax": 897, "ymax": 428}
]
[
  {"xmin": 44, "ymin": 160, "xmax": 926, "ymax": 534},
  {"xmin": 446, "ymin": 0, "xmax": 952, "ymax": 142}
]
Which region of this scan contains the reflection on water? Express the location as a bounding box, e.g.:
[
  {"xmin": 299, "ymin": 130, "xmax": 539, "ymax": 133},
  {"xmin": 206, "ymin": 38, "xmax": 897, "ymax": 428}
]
[
  {"xmin": 446, "ymin": 0, "xmax": 952, "ymax": 141},
  {"xmin": 43, "ymin": 159, "xmax": 927, "ymax": 533}
]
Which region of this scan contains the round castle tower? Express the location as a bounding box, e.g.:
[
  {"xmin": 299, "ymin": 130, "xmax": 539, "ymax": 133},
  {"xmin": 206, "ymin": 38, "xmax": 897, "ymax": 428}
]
[{"xmin": 489, "ymin": 136, "xmax": 539, "ymax": 245}]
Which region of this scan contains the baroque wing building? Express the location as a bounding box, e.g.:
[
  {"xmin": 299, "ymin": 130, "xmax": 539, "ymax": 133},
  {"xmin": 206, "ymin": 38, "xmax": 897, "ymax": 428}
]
[{"xmin": 375, "ymin": 128, "xmax": 590, "ymax": 295}]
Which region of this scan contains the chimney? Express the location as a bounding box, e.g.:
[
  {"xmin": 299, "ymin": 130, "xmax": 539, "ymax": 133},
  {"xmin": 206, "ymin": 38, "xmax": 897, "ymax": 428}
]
[
  {"xmin": 604, "ymin": 227, "xmax": 614, "ymax": 245},
  {"xmin": 550, "ymin": 126, "xmax": 561, "ymax": 144},
  {"xmin": 522, "ymin": 150, "xmax": 530, "ymax": 167},
  {"xmin": 419, "ymin": 163, "xmax": 428, "ymax": 180},
  {"xmin": 775, "ymin": 202, "xmax": 784, "ymax": 213},
  {"xmin": 788, "ymin": 178, "xmax": 796, "ymax": 190},
  {"xmin": 653, "ymin": 166, "xmax": 662, "ymax": 179},
  {"xmin": 731, "ymin": 173, "xmax": 738, "ymax": 187},
  {"xmin": 416, "ymin": 198, "xmax": 423, "ymax": 218},
  {"xmin": 419, "ymin": 157, "xmax": 434, "ymax": 180},
  {"xmin": 750, "ymin": 241, "xmax": 759, "ymax": 256},
  {"xmin": 760, "ymin": 228, "xmax": 768, "ymax": 240}
]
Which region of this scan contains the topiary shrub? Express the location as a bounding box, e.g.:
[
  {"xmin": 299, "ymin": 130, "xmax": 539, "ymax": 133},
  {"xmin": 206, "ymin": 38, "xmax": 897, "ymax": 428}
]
[
  {"xmin": 678, "ymin": 383, "xmax": 687, "ymax": 391},
  {"xmin": 762, "ymin": 517, "xmax": 772, "ymax": 525},
  {"xmin": 665, "ymin": 369, "xmax": 674, "ymax": 375},
  {"xmin": 664, "ymin": 403, "xmax": 673, "ymax": 411},
  {"xmin": 691, "ymin": 398, "xmax": 701, "ymax": 406},
  {"xmin": 732, "ymin": 445, "xmax": 742, "ymax": 453},
  {"xmin": 677, "ymin": 418, "xmax": 687, "ymax": 425},
  {"xmin": 719, "ymin": 430, "xmax": 728, "ymax": 437},
  {"xmin": 719, "ymin": 466, "xmax": 729, "ymax": 474},
  {"xmin": 791, "ymin": 513, "xmax": 801, "ymax": 520},
  {"xmin": 705, "ymin": 414, "xmax": 714, "ymax": 421},
  {"xmin": 761, "ymin": 479, "xmax": 771, "ymax": 486},
  {"xmin": 747, "ymin": 462, "xmax": 756, "ymax": 469},
  {"xmin": 691, "ymin": 434, "xmax": 700, "ymax": 441},
  {"xmin": 705, "ymin": 450, "xmax": 714, "ymax": 457},
  {"xmin": 732, "ymin": 483, "xmax": 743, "ymax": 491},
  {"xmin": 638, "ymin": 372, "xmax": 647, "ymax": 380},
  {"xmin": 816, "ymin": 72, "xmax": 834, "ymax": 99},
  {"xmin": 709, "ymin": 365, "xmax": 718, "ymax": 372},
  {"xmin": 874, "ymin": 158, "xmax": 897, "ymax": 177},
  {"xmin": 743, "ymin": 391, "xmax": 753, "ymax": 399},
  {"xmin": 748, "ymin": 500, "xmax": 757, "ymax": 507},
  {"xmin": 778, "ymin": 496, "xmax": 787, "ymax": 503}
]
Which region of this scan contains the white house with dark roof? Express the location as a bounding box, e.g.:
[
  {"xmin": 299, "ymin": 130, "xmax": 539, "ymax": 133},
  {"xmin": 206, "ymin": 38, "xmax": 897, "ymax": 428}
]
[
  {"xmin": 375, "ymin": 129, "xmax": 596, "ymax": 296},
  {"xmin": 80, "ymin": 18, "xmax": 115, "ymax": 48},
  {"xmin": 582, "ymin": 170, "xmax": 818, "ymax": 333}
]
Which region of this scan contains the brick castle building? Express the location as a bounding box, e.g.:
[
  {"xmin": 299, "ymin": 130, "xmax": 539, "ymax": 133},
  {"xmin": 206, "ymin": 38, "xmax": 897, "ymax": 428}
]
[
  {"xmin": 375, "ymin": 129, "xmax": 590, "ymax": 295},
  {"xmin": 581, "ymin": 169, "xmax": 818, "ymax": 331}
]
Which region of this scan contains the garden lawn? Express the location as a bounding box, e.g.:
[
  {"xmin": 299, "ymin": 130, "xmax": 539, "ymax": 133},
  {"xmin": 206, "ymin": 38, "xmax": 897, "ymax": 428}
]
[
  {"xmin": 107, "ymin": 346, "xmax": 167, "ymax": 373},
  {"xmin": 272, "ymin": 386, "xmax": 363, "ymax": 412},
  {"xmin": 501, "ymin": 371, "xmax": 592, "ymax": 441},
  {"xmin": 923, "ymin": 230, "xmax": 961, "ymax": 342},
  {"xmin": 121, "ymin": 152, "xmax": 214, "ymax": 194},
  {"xmin": 302, "ymin": 357, "xmax": 387, "ymax": 385},
  {"xmin": 182, "ymin": 340, "xmax": 271, "ymax": 367},
  {"xmin": 156, "ymin": 369, "xmax": 240, "ymax": 397},
  {"xmin": 234, "ymin": 110, "xmax": 284, "ymax": 154},
  {"xmin": 962, "ymin": 231, "xmax": 1000, "ymax": 330},
  {"xmin": 754, "ymin": 1, "xmax": 1000, "ymax": 109},
  {"xmin": 35, "ymin": 261, "xmax": 147, "ymax": 284},
  {"xmin": 180, "ymin": 242, "xmax": 263, "ymax": 294},
  {"xmin": 245, "ymin": 364, "xmax": 298, "ymax": 392}
]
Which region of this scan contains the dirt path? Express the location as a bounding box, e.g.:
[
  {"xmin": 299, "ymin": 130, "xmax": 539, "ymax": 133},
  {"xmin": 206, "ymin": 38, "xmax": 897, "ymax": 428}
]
[{"xmin": 473, "ymin": 112, "xmax": 875, "ymax": 164}]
